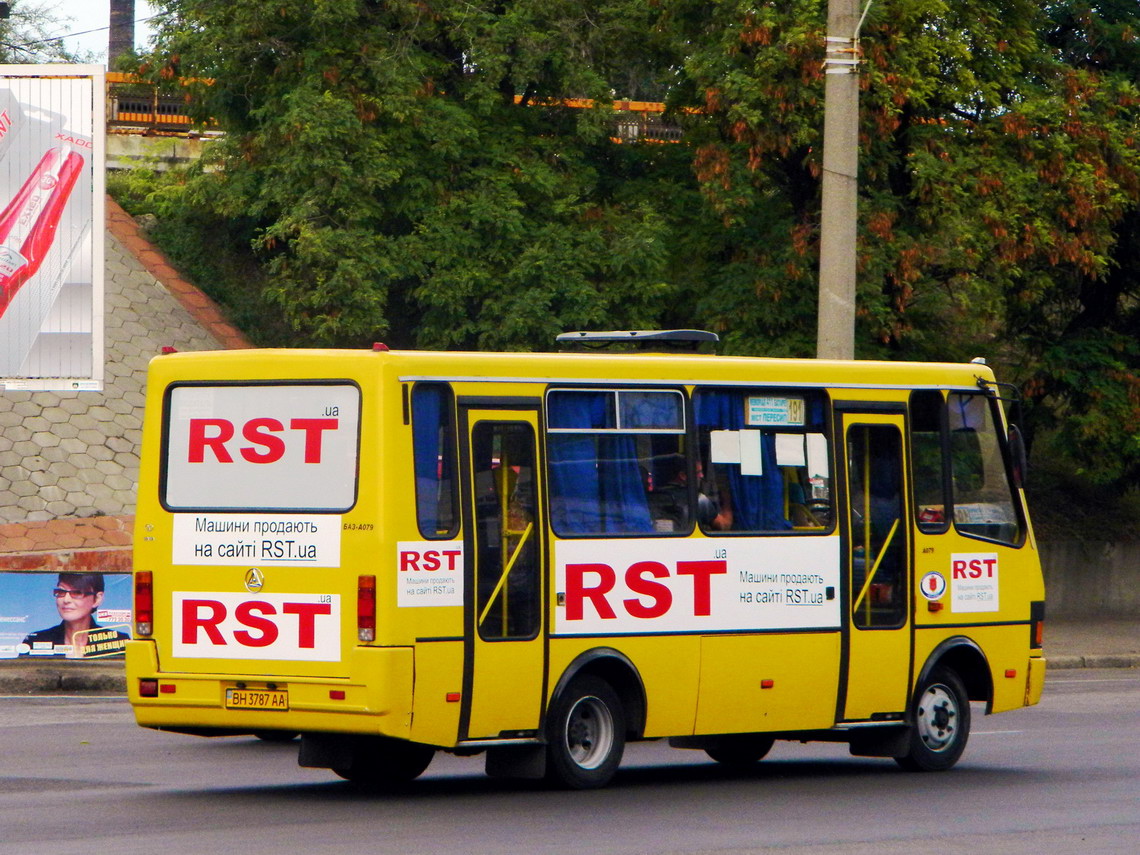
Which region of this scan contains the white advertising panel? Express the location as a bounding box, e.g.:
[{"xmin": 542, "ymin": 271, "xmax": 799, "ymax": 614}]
[
  {"xmin": 950, "ymin": 552, "xmax": 1000, "ymax": 613},
  {"xmin": 396, "ymin": 541, "xmax": 464, "ymax": 607},
  {"xmin": 172, "ymin": 591, "xmax": 340, "ymax": 661},
  {"xmin": 0, "ymin": 66, "xmax": 104, "ymax": 390},
  {"xmin": 172, "ymin": 513, "xmax": 342, "ymax": 567},
  {"xmin": 164, "ymin": 383, "xmax": 361, "ymax": 511},
  {"xmin": 554, "ymin": 536, "xmax": 841, "ymax": 635}
]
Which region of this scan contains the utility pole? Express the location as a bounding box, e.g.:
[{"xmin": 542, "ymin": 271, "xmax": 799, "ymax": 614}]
[
  {"xmin": 109, "ymin": 0, "xmax": 135, "ymax": 68},
  {"xmin": 815, "ymin": 0, "xmax": 861, "ymax": 360}
]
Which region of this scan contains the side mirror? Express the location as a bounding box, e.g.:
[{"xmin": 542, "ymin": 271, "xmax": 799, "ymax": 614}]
[{"xmin": 1008, "ymin": 424, "xmax": 1028, "ymax": 488}]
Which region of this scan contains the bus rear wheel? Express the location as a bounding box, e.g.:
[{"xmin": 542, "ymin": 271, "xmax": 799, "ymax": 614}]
[
  {"xmin": 895, "ymin": 667, "xmax": 970, "ymax": 772},
  {"xmin": 705, "ymin": 734, "xmax": 775, "ymax": 769},
  {"xmin": 333, "ymin": 737, "xmax": 435, "ymax": 787},
  {"xmin": 546, "ymin": 676, "xmax": 626, "ymax": 790}
]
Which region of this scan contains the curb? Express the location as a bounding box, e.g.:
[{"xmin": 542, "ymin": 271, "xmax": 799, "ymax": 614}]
[
  {"xmin": 1048, "ymin": 654, "xmax": 1140, "ymax": 670},
  {"xmin": 0, "ymin": 663, "xmax": 127, "ymax": 694}
]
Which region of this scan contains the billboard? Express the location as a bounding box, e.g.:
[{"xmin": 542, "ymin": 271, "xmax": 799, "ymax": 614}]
[
  {"xmin": 0, "ymin": 65, "xmax": 104, "ymax": 391},
  {"xmin": 0, "ymin": 571, "xmax": 131, "ymax": 659}
]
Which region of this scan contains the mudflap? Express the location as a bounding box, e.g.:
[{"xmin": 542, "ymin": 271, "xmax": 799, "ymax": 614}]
[
  {"xmin": 485, "ymin": 744, "xmax": 546, "ymax": 779},
  {"xmin": 849, "ymin": 726, "xmax": 910, "ymax": 758}
]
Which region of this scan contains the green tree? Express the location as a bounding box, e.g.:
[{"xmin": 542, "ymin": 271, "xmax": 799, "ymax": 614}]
[
  {"xmin": 146, "ymin": 0, "xmax": 680, "ymax": 349},
  {"xmin": 663, "ymin": 0, "xmax": 1140, "ymax": 482}
]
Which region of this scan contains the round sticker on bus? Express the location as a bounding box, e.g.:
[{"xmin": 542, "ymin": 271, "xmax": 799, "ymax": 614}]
[{"xmin": 920, "ymin": 571, "xmax": 947, "ymax": 601}]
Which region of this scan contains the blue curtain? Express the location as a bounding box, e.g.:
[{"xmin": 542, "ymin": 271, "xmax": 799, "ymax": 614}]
[
  {"xmin": 694, "ymin": 391, "xmax": 790, "ymax": 531},
  {"xmin": 412, "ymin": 385, "xmax": 449, "ymax": 535},
  {"xmin": 548, "ymin": 392, "xmax": 653, "ymax": 534}
]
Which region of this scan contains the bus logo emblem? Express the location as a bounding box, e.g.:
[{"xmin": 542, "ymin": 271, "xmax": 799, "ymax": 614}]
[
  {"xmin": 919, "ymin": 571, "xmax": 946, "ymax": 601},
  {"xmin": 244, "ymin": 568, "xmax": 265, "ymax": 593}
]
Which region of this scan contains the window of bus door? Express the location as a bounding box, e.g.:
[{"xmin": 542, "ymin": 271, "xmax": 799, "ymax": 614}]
[
  {"xmin": 471, "ymin": 422, "xmax": 540, "ymax": 640},
  {"xmin": 847, "ymin": 424, "xmax": 907, "ymax": 629}
]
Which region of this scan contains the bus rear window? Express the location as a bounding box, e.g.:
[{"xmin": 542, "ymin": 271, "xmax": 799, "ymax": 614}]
[{"xmin": 162, "ymin": 382, "xmax": 361, "ymax": 512}]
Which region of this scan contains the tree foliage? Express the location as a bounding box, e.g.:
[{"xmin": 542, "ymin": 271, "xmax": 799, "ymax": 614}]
[
  {"xmin": 663, "ymin": 0, "xmax": 1140, "ymax": 481},
  {"xmin": 0, "ymin": 1, "xmax": 88, "ymax": 63},
  {"xmin": 139, "ymin": 0, "xmax": 1140, "ymax": 484},
  {"xmin": 145, "ymin": 0, "xmax": 681, "ymax": 349}
]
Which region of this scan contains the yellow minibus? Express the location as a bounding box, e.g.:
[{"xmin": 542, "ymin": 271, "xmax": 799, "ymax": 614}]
[{"xmin": 127, "ymin": 331, "xmax": 1046, "ymax": 788}]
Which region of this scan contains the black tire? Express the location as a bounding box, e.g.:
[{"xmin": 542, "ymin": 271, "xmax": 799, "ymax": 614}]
[
  {"xmin": 545, "ymin": 675, "xmax": 626, "ymax": 790},
  {"xmin": 705, "ymin": 734, "xmax": 775, "ymax": 770},
  {"xmin": 895, "ymin": 667, "xmax": 971, "ymax": 772},
  {"xmin": 332, "ymin": 737, "xmax": 435, "ymax": 788}
]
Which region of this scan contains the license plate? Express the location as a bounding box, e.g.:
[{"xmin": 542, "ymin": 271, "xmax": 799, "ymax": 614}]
[{"xmin": 225, "ymin": 688, "xmax": 289, "ymax": 711}]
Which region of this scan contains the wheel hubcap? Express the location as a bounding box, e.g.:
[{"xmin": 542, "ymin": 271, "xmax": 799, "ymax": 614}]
[
  {"xmin": 916, "ymin": 683, "xmax": 958, "ymax": 753},
  {"xmin": 565, "ymin": 695, "xmax": 614, "ymax": 769}
]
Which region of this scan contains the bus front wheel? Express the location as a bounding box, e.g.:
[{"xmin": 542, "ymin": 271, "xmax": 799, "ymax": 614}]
[
  {"xmin": 895, "ymin": 667, "xmax": 971, "ymax": 772},
  {"xmin": 332, "ymin": 737, "xmax": 435, "ymax": 787},
  {"xmin": 545, "ymin": 676, "xmax": 626, "ymax": 790}
]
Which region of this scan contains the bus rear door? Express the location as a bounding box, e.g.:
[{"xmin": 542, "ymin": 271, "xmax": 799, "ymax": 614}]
[{"xmin": 458, "ymin": 402, "xmax": 546, "ymax": 740}]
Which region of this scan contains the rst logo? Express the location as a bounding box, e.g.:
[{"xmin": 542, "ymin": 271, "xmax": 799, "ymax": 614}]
[
  {"xmin": 187, "ymin": 417, "xmax": 339, "ymax": 464},
  {"xmin": 172, "ymin": 592, "xmax": 341, "ymax": 661},
  {"xmin": 565, "ymin": 560, "xmax": 726, "ymax": 620},
  {"xmin": 164, "ymin": 384, "xmax": 360, "ymax": 511}
]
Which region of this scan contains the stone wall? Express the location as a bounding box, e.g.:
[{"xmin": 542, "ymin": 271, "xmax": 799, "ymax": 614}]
[{"xmin": 1040, "ymin": 541, "xmax": 1140, "ymax": 618}]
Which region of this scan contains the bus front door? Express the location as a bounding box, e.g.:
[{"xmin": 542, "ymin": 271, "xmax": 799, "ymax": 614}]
[
  {"xmin": 839, "ymin": 410, "xmax": 912, "ymax": 721},
  {"xmin": 459, "ymin": 405, "xmax": 546, "ymax": 741}
]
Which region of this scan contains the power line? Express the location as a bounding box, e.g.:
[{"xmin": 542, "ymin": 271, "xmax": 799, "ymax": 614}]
[{"xmin": 9, "ymin": 15, "xmax": 158, "ymax": 49}]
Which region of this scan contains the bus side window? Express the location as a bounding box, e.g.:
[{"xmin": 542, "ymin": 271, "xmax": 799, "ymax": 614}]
[
  {"xmin": 547, "ymin": 389, "xmax": 684, "ymax": 536},
  {"xmin": 693, "ymin": 388, "xmax": 832, "ymax": 534},
  {"xmin": 909, "ymin": 389, "xmax": 948, "ymax": 532},
  {"xmin": 411, "ymin": 383, "xmax": 459, "ymax": 539}
]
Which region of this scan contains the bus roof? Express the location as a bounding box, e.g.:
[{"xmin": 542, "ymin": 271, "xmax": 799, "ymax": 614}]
[{"xmin": 150, "ymin": 347, "xmax": 998, "ymax": 392}]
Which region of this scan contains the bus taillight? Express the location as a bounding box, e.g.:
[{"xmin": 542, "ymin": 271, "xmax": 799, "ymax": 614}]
[
  {"xmin": 358, "ymin": 575, "xmax": 376, "ymax": 642},
  {"xmin": 1030, "ymin": 600, "xmax": 1045, "ymax": 650},
  {"xmin": 135, "ymin": 571, "xmax": 153, "ymax": 636}
]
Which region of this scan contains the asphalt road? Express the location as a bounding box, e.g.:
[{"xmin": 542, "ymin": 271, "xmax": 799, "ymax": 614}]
[{"xmin": 2, "ymin": 669, "xmax": 1138, "ymax": 855}]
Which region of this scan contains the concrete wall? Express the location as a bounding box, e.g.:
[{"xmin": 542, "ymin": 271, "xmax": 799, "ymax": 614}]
[{"xmin": 1040, "ymin": 541, "xmax": 1140, "ymax": 618}]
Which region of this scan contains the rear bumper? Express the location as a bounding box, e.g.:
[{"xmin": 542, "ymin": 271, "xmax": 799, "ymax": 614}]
[
  {"xmin": 125, "ymin": 640, "xmax": 414, "ymax": 738},
  {"xmin": 1026, "ymin": 655, "xmax": 1046, "ymax": 706}
]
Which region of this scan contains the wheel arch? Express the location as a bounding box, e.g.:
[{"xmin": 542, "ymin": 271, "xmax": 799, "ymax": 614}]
[
  {"xmin": 916, "ymin": 636, "xmax": 994, "ymax": 713},
  {"xmin": 549, "ymin": 647, "xmax": 647, "ymax": 739}
]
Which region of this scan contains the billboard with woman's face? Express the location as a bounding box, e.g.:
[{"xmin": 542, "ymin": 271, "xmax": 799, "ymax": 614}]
[{"xmin": 0, "ymin": 571, "xmax": 131, "ymax": 658}]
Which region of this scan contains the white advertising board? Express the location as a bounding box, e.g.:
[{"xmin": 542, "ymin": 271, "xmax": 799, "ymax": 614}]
[
  {"xmin": 172, "ymin": 591, "xmax": 341, "ymax": 661},
  {"xmin": 163, "ymin": 383, "xmax": 361, "ymax": 512},
  {"xmin": 0, "ymin": 65, "xmax": 104, "ymax": 390},
  {"xmin": 554, "ymin": 536, "xmax": 841, "ymax": 635},
  {"xmin": 172, "ymin": 513, "xmax": 342, "ymax": 567}
]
